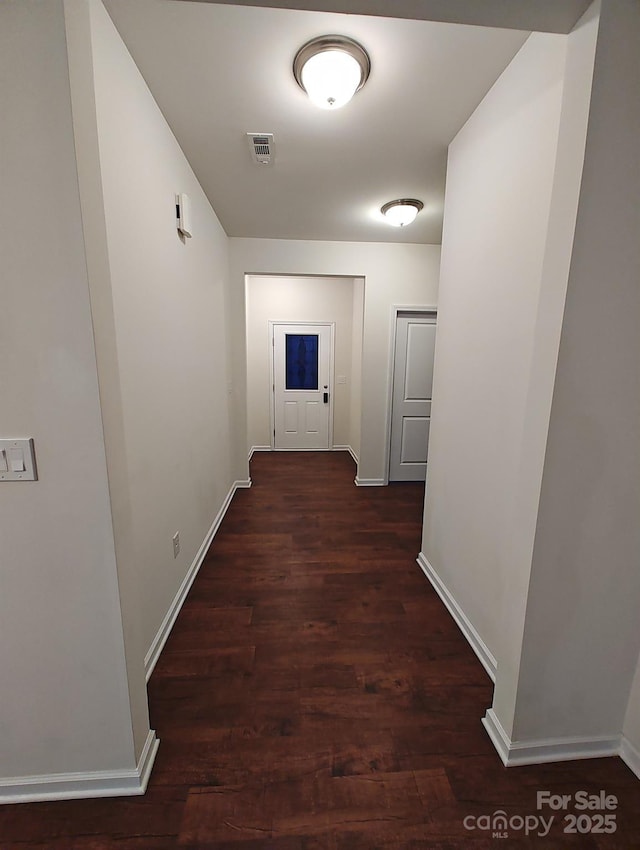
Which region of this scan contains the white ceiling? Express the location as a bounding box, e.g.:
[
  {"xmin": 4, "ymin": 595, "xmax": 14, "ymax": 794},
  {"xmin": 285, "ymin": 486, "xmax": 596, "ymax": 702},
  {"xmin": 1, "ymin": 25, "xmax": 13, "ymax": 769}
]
[
  {"xmin": 103, "ymin": 0, "xmax": 532, "ymax": 244},
  {"xmin": 182, "ymin": 0, "xmax": 592, "ymax": 34}
]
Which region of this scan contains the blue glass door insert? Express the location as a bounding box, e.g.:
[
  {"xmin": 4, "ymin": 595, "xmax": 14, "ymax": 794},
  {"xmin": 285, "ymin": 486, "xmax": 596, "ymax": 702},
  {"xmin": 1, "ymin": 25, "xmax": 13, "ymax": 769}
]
[{"xmin": 285, "ymin": 334, "xmax": 319, "ymax": 390}]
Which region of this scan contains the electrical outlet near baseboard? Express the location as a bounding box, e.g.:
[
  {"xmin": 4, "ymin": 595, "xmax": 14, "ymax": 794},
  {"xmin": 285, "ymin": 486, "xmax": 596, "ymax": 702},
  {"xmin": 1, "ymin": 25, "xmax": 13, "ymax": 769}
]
[{"xmin": 172, "ymin": 532, "xmax": 180, "ymax": 558}]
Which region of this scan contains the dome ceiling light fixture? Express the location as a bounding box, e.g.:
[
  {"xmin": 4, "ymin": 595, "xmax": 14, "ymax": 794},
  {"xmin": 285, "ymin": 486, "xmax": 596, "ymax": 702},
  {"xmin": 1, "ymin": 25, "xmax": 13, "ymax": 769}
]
[
  {"xmin": 381, "ymin": 199, "xmax": 424, "ymax": 227},
  {"xmin": 293, "ymin": 35, "xmax": 371, "ymax": 110}
]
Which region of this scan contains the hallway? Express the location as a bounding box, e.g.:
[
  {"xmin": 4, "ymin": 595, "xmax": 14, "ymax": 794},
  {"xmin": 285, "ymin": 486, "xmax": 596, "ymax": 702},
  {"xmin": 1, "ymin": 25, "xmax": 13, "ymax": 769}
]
[{"xmin": 2, "ymin": 451, "xmax": 640, "ymax": 848}]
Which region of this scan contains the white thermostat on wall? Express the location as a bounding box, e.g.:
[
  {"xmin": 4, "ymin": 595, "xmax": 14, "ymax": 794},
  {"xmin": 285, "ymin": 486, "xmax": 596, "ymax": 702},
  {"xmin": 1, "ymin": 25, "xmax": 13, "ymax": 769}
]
[{"xmin": 176, "ymin": 192, "xmax": 192, "ymax": 238}]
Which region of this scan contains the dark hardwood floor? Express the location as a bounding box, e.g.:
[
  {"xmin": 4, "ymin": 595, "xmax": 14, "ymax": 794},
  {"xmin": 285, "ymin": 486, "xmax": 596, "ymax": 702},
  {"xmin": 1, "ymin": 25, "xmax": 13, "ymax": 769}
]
[{"xmin": 2, "ymin": 450, "xmax": 640, "ymax": 848}]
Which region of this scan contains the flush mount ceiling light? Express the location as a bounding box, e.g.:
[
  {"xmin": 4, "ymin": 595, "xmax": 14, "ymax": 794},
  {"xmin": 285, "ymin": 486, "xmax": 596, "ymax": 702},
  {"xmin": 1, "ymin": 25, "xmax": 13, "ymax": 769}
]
[
  {"xmin": 293, "ymin": 35, "xmax": 371, "ymax": 110},
  {"xmin": 381, "ymin": 199, "xmax": 424, "ymax": 227}
]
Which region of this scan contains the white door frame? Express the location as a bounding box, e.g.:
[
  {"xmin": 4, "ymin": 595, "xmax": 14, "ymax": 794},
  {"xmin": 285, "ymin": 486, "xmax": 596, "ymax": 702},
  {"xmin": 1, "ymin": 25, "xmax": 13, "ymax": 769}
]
[
  {"xmin": 269, "ymin": 321, "xmax": 335, "ymax": 450},
  {"xmin": 383, "ymin": 305, "xmax": 438, "ymax": 484}
]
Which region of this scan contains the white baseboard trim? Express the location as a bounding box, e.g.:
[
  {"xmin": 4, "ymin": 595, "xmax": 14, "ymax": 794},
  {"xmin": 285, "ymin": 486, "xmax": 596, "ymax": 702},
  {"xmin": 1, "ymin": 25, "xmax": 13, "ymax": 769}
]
[
  {"xmin": 354, "ymin": 477, "xmax": 385, "ymax": 487},
  {"xmin": 621, "ymin": 735, "xmax": 640, "ymax": 780},
  {"xmin": 144, "ymin": 480, "xmax": 245, "ymax": 680},
  {"xmin": 416, "ymin": 552, "xmax": 497, "ymax": 681},
  {"xmin": 332, "ymin": 445, "xmax": 359, "ymax": 465},
  {"xmin": 250, "ymin": 445, "xmax": 358, "ymax": 464},
  {"xmin": 483, "ymin": 709, "xmax": 620, "ymax": 767},
  {"xmin": 0, "ymin": 730, "xmax": 159, "ymax": 804},
  {"xmin": 249, "ymin": 445, "xmax": 271, "ymax": 461},
  {"xmin": 482, "ymin": 708, "xmax": 512, "ymax": 765}
]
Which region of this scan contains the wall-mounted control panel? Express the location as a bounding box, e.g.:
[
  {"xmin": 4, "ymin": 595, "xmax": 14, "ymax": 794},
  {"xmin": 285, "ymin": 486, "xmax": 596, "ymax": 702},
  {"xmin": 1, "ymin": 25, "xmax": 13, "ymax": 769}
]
[
  {"xmin": 0, "ymin": 439, "xmax": 37, "ymax": 481},
  {"xmin": 176, "ymin": 193, "xmax": 192, "ymax": 238}
]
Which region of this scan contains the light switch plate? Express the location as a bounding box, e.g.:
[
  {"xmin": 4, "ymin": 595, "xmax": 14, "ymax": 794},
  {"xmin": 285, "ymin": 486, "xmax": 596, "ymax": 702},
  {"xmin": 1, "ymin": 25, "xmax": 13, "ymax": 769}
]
[{"xmin": 0, "ymin": 439, "xmax": 37, "ymax": 481}]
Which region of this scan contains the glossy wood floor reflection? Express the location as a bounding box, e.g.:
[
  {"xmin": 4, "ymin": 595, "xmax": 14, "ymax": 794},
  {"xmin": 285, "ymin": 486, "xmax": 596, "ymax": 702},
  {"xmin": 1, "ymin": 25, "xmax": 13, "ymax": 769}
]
[{"xmin": 2, "ymin": 451, "xmax": 640, "ymax": 849}]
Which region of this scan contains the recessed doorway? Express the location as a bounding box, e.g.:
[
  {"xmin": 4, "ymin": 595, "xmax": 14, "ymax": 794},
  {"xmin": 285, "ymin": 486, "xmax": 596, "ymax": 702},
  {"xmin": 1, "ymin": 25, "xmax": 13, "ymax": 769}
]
[{"xmin": 245, "ymin": 274, "xmax": 364, "ymax": 463}]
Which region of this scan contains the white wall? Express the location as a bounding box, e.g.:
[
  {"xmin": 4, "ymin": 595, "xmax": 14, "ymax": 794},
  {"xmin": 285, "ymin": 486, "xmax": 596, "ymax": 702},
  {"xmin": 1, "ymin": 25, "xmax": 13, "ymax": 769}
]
[
  {"xmin": 421, "ymin": 32, "xmax": 570, "ymax": 665},
  {"xmin": 229, "ymin": 239, "xmax": 440, "ymax": 483},
  {"xmin": 624, "ymin": 653, "xmax": 640, "ymax": 762},
  {"xmin": 420, "ymin": 0, "xmax": 640, "ymax": 758},
  {"xmin": 67, "ymin": 0, "xmax": 240, "ymax": 693},
  {"xmin": 505, "ymin": 0, "xmax": 640, "ymax": 744},
  {"xmin": 246, "ymin": 276, "xmax": 357, "ymax": 451},
  {"xmin": 492, "ymin": 1, "xmax": 603, "ymax": 737},
  {"xmin": 350, "ymin": 278, "xmax": 365, "ymax": 459},
  {"xmin": 0, "ymin": 0, "xmax": 138, "ymax": 780}
]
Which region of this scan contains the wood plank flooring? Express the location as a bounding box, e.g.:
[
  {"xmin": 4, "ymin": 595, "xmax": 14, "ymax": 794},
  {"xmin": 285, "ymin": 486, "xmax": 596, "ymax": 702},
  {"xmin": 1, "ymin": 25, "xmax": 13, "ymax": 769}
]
[{"xmin": 2, "ymin": 450, "xmax": 640, "ymax": 848}]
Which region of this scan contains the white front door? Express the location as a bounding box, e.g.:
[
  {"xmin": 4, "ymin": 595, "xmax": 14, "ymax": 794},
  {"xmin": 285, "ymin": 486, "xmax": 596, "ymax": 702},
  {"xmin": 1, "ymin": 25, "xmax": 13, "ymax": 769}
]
[
  {"xmin": 272, "ymin": 323, "xmax": 333, "ymax": 450},
  {"xmin": 389, "ymin": 312, "xmax": 437, "ymax": 481}
]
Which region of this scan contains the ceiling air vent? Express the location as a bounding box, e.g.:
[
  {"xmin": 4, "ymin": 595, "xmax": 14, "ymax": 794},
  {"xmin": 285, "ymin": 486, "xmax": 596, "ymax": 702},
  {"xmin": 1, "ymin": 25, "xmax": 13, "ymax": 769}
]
[{"xmin": 247, "ymin": 132, "xmax": 275, "ymax": 165}]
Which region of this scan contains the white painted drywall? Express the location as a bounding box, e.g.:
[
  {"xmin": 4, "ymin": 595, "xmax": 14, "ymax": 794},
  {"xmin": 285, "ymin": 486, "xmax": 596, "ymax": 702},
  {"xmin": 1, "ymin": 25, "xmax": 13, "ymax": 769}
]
[
  {"xmin": 0, "ymin": 0, "xmax": 138, "ymax": 778},
  {"xmin": 246, "ymin": 276, "xmax": 357, "ymax": 450},
  {"xmin": 421, "ymin": 32, "xmax": 570, "ymax": 665},
  {"xmin": 71, "ymin": 0, "xmax": 239, "ymax": 674},
  {"xmin": 492, "ymin": 1, "xmax": 601, "ymax": 737},
  {"xmin": 230, "ymin": 240, "xmax": 440, "ymax": 482},
  {"xmin": 624, "ymin": 652, "xmax": 640, "ymax": 758},
  {"xmin": 64, "ymin": 0, "xmax": 150, "ymax": 762},
  {"xmin": 350, "ymin": 278, "xmax": 365, "ymax": 460},
  {"xmin": 504, "ymin": 0, "xmax": 640, "ymax": 743}
]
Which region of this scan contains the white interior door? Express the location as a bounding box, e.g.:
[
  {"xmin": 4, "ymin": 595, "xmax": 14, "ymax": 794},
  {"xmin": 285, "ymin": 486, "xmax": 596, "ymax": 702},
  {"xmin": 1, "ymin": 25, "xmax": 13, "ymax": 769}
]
[
  {"xmin": 272, "ymin": 323, "xmax": 333, "ymax": 449},
  {"xmin": 389, "ymin": 312, "xmax": 437, "ymax": 481}
]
